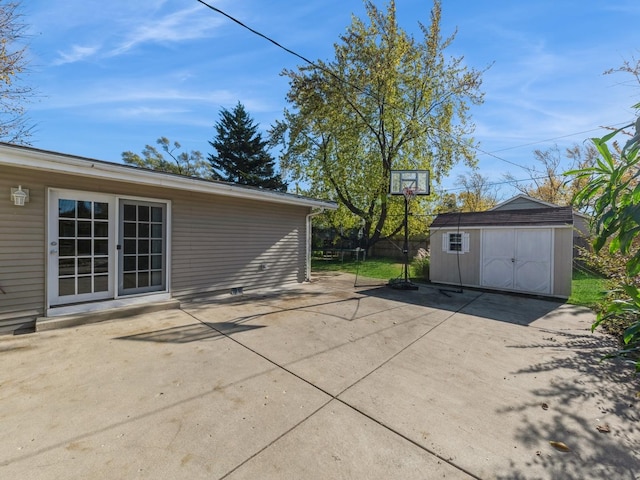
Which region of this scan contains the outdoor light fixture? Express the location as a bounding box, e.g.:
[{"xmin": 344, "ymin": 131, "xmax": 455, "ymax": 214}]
[{"xmin": 11, "ymin": 186, "xmax": 29, "ymax": 206}]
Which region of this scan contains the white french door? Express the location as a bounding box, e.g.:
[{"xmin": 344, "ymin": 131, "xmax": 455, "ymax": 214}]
[
  {"xmin": 47, "ymin": 190, "xmax": 169, "ymax": 308},
  {"xmin": 48, "ymin": 191, "xmax": 116, "ymax": 306}
]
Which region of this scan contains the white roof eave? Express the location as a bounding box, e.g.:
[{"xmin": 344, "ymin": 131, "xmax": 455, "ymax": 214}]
[{"xmin": 0, "ymin": 143, "xmax": 337, "ymax": 210}]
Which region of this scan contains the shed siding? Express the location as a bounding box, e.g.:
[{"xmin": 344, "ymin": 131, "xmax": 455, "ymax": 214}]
[
  {"xmin": 0, "ymin": 165, "xmax": 308, "ymax": 331},
  {"xmin": 429, "ymin": 230, "xmax": 480, "ymax": 286},
  {"xmin": 430, "ymin": 225, "xmax": 573, "ymax": 298},
  {"xmin": 553, "ymin": 228, "xmax": 573, "ymax": 298}
]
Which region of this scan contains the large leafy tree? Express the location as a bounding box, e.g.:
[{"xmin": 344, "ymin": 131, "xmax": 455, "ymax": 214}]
[
  {"xmin": 122, "ymin": 137, "xmax": 208, "ymax": 177},
  {"xmin": 209, "ymin": 102, "xmax": 287, "ymax": 192},
  {"xmin": 0, "ymin": 1, "xmax": 34, "ymax": 143},
  {"xmin": 273, "ymin": 0, "xmax": 484, "ymax": 250}
]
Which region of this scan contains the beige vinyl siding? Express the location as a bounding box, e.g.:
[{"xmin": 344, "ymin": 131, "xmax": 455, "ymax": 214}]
[
  {"xmin": 553, "ymin": 228, "xmax": 573, "ymax": 298},
  {"xmin": 0, "ymin": 167, "xmax": 46, "ymax": 332},
  {"xmin": 170, "ymin": 190, "xmax": 306, "ymax": 300},
  {"xmin": 0, "ymin": 165, "xmax": 309, "ymax": 331}
]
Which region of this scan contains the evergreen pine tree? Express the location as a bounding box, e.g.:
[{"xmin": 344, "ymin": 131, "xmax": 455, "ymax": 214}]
[{"xmin": 208, "ymin": 102, "xmax": 287, "ymax": 192}]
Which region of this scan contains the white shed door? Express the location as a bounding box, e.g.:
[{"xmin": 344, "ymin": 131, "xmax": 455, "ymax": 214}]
[{"xmin": 481, "ymin": 229, "xmax": 552, "ymax": 294}]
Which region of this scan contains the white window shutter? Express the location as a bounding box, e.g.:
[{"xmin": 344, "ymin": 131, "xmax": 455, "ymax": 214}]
[
  {"xmin": 462, "ymin": 233, "xmax": 470, "ymax": 253},
  {"xmin": 442, "ymin": 232, "xmax": 448, "ymax": 251}
]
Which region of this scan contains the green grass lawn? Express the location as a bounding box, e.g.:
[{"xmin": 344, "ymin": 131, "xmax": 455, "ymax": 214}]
[
  {"xmin": 568, "ymin": 268, "xmax": 608, "ymax": 309},
  {"xmin": 313, "ymin": 256, "xmax": 607, "ymax": 310},
  {"xmin": 312, "ymin": 256, "xmax": 407, "ymax": 280}
]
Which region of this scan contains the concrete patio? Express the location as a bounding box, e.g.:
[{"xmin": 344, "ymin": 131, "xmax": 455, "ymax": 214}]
[{"xmin": 0, "ymin": 272, "xmax": 637, "ymax": 479}]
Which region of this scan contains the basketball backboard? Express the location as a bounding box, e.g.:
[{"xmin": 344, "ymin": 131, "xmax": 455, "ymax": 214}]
[{"xmin": 389, "ymin": 170, "xmax": 430, "ymax": 195}]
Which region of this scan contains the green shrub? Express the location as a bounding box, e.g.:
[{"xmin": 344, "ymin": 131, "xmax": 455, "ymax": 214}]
[{"xmin": 411, "ymin": 248, "xmax": 430, "ymax": 280}]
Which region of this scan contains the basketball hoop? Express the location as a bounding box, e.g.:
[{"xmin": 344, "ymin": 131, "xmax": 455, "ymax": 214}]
[{"xmin": 402, "ymin": 186, "xmax": 417, "ymax": 201}]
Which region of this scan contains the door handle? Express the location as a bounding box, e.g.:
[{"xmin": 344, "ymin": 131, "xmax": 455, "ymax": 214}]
[
  {"xmin": 50, "ymin": 249, "xmax": 58, "ymax": 254},
  {"xmin": 511, "ymin": 258, "xmax": 515, "ymax": 263}
]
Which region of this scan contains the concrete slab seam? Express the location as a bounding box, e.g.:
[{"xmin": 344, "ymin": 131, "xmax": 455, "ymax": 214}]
[{"xmin": 184, "ymin": 291, "xmax": 486, "ymax": 479}]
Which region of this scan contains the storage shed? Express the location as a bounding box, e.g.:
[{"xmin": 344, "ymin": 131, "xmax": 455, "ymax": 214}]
[
  {"xmin": 0, "ymin": 143, "xmax": 336, "ymax": 333},
  {"xmin": 429, "ymin": 197, "xmax": 575, "ymax": 298}
]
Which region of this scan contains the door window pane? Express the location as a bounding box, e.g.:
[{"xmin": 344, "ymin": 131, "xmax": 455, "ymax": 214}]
[
  {"xmin": 138, "ymin": 223, "xmax": 149, "ymax": 238},
  {"xmin": 137, "ymin": 255, "xmax": 149, "ymax": 270},
  {"xmin": 94, "ymin": 202, "xmax": 109, "ymax": 219},
  {"xmin": 123, "ymin": 273, "xmax": 137, "ymax": 289},
  {"xmin": 138, "ymin": 239, "xmax": 149, "ymax": 254},
  {"xmin": 138, "ymin": 272, "xmax": 149, "ymax": 287},
  {"xmin": 151, "ymin": 207, "xmax": 162, "ymax": 222},
  {"xmin": 94, "ymin": 275, "xmax": 109, "ymax": 292},
  {"xmin": 123, "ymin": 256, "xmax": 136, "ymax": 272},
  {"xmin": 77, "ymin": 201, "xmax": 92, "ymax": 219},
  {"xmin": 151, "ymin": 239, "xmax": 162, "ymax": 253},
  {"xmin": 59, "ymin": 277, "xmax": 75, "ymax": 296},
  {"xmin": 59, "ymin": 199, "xmax": 76, "ymax": 218},
  {"xmin": 124, "ymin": 222, "xmax": 136, "ymax": 237},
  {"xmin": 151, "ymin": 255, "xmax": 162, "ymax": 269},
  {"xmin": 151, "ymin": 271, "xmax": 163, "ymax": 286},
  {"xmin": 151, "ymin": 224, "xmax": 163, "ymax": 238},
  {"xmin": 77, "ymin": 276, "xmax": 92, "ymax": 294},
  {"xmin": 124, "ymin": 239, "xmax": 136, "ymax": 254},
  {"xmin": 59, "ymin": 220, "xmax": 76, "ymax": 237},
  {"xmin": 77, "ymin": 221, "xmax": 92, "ymax": 237},
  {"xmin": 77, "ymin": 239, "xmax": 92, "ymax": 255},
  {"xmin": 124, "ymin": 204, "xmax": 136, "ymax": 221},
  {"xmin": 94, "ymin": 239, "xmax": 108, "ymax": 255},
  {"xmin": 78, "ymin": 257, "xmax": 92, "ymax": 274},
  {"xmin": 138, "ymin": 206, "xmax": 149, "ymax": 221},
  {"xmin": 59, "ymin": 239, "xmax": 75, "ymax": 256},
  {"xmin": 94, "ymin": 222, "xmax": 108, "ymax": 238},
  {"xmin": 94, "ymin": 257, "xmax": 109, "ymax": 274},
  {"xmin": 59, "ymin": 258, "xmax": 75, "ymax": 276}
]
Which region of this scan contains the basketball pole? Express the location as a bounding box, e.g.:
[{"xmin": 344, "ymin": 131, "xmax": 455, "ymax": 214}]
[{"xmin": 390, "ymin": 190, "xmax": 419, "ymax": 290}]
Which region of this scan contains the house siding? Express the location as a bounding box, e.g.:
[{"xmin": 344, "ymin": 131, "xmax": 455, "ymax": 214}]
[
  {"xmin": 0, "ymin": 167, "xmax": 46, "ymax": 332},
  {"xmin": 492, "ymin": 197, "xmax": 546, "ymax": 211},
  {"xmin": 170, "ymin": 190, "xmax": 306, "ymax": 300},
  {"xmin": 0, "ymin": 164, "xmax": 309, "ymax": 332}
]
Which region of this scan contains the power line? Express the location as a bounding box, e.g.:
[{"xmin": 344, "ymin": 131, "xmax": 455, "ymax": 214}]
[{"xmin": 195, "ymin": 1, "xmax": 619, "ymax": 174}]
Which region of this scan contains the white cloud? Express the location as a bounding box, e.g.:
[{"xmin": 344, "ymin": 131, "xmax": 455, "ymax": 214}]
[
  {"xmin": 109, "ymin": 5, "xmax": 224, "ymax": 56},
  {"xmin": 52, "ymin": 45, "xmax": 100, "ymax": 65}
]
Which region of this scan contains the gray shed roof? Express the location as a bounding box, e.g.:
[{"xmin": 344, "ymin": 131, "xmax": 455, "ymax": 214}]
[{"xmin": 431, "ymin": 206, "xmax": 574, "ymax": 229}]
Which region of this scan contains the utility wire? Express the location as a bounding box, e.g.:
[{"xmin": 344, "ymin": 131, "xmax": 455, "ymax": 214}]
[{"xmin": 195, "ymin": 1, "xmax": 623, "ymax": 174}]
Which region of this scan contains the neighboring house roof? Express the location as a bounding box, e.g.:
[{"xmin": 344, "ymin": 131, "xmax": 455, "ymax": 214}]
[
  {"xmin": 0, "ymin": 142, "xmax": 337, "ymax": 210},
  {"xmin": 431, "ymin": 206, "xmax": 574, "ymax": 229},
  {"xmin": 489, "ymin": 194, "xmax": 559, "ymax": 211}
]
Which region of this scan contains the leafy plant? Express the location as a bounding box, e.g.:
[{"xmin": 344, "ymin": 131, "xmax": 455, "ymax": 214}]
[
  {"xmin": 411, "ymin": 248, "xmax": 430, "ymax": 280},
  {"xmin": 568, "ymin": 104, "xmax": 640, "ymax": 371}
]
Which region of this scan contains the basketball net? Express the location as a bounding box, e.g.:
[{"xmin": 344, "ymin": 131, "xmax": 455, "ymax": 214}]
[{"xmin": 402, "ymin": 186, "xmax": 417, "ymax": 201}]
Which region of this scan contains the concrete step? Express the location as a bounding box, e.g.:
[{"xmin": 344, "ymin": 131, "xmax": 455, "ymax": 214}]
[{"xmin": 36, "ymin": 300, "xmax": 181, "ymax": 332}]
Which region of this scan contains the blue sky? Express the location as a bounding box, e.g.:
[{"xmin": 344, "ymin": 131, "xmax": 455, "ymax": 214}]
[{"xmin": 23, "ymin": 0, "xmax": 640, "ymax": 198}]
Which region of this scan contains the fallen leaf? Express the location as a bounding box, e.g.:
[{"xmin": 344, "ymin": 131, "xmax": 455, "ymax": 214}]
[
  {"xmin": 596, "ymin": 424, "xmax": 610, "ymax": 433},
  {"xmin": 549, "ymin": 441, "xmax": 571, "ymax": 452},
  {"xmin": 535, "ymin": 450, "xmax": 542, "ymax": 456},
  {"xmin": 541, "ymin": 403, "xmax": 549, "ymax": 410}
]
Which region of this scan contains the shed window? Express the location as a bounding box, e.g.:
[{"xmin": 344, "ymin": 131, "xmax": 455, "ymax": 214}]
[{"xmin": 443, "ymin": 232, "xmax": 469, "ymax": 254}]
